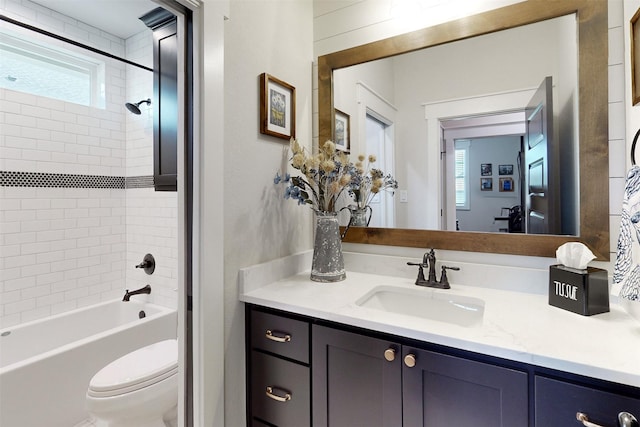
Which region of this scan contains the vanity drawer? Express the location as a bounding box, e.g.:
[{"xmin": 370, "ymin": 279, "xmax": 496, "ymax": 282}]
[
  {"xmin": 251, "ymin": 351, "xmax": 310, "ymax": 427},
  {"xmin": 250, "ymin": 309, "xmax": 309, "ymax": 363},
  {"xmin": 535, "ymin": 376, "xmax": 640, "ymax": 427}
]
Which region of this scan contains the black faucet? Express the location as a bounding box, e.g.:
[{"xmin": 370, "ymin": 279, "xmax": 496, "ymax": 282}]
[
  {"xmin": 123, "ymin": 284, "xmax": 151, "ymax": 301},
  {"xmin": 135, "ymin": 253, "xmax": 155, "ymax": 275},
  {"xmin": 407, "ymin": 249, "xmax": 460, "ymax": 289}
]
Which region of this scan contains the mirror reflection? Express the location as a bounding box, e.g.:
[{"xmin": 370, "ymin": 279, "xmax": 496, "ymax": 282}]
[{"xmin": 333, "ymin": 14, "xmax": 578, "ymax": 235}]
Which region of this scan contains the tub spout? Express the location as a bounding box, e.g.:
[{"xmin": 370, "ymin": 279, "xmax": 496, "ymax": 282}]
[{"xmin": 123, "ymin": 284, "xmax": 151, "ymax": 301}]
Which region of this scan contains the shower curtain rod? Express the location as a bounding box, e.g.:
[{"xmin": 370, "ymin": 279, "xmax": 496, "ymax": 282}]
[{"xmin": 0, "ymin": 14, "xmax": 153, "ymax": 73}]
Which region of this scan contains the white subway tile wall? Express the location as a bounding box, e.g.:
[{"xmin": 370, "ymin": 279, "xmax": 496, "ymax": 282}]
[
  {"xmin": 0, "ymin": 0, "xmax": 178, "ymax": 328},
  {"xmin": 123, "ymin": 25, "xmax": 177, "ymax": 311}
]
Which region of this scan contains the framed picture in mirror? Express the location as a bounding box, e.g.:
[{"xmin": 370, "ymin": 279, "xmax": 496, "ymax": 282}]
[
  {"xmin": 259, "ymin": 73, "xmax": 296, "ymax": 140},
  {"xmin": 499, "ymin": 164, "xmax": 513, "ymax": 175},
  {"xmin": 334, "ymin": 109, "xmax": 350, "ymax": 152},
  {"xmin": 632, "ymin": 8, "xmax": 640, "ymax": 105},
  {"xmin": 499, "ymin": 177, "xmax": 514, "ymax": 192},
  {"xmin": 481, "ymin": 178, "xmax": 493, "ymax": 191}
]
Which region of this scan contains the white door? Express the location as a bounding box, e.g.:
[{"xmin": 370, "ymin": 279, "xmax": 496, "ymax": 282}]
[{"xmin": 365, "ymin": 112, "xmax": 395, "ymax": 227}]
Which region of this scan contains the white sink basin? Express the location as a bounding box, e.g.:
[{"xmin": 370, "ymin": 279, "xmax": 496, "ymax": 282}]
[{"xmin": 355, "ymin": 286, "xmax": 485, "ymax": 327}]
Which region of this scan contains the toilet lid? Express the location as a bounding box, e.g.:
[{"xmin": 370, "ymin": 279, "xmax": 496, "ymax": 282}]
[{"xmin": 88, "ymin": 339, "xmax": 177, "ymax": 397}]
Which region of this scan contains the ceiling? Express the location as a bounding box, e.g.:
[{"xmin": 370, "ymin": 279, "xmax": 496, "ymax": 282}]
[{"xmin": 29, "ymin": 0, "xmax": 159, "ymax": 39}]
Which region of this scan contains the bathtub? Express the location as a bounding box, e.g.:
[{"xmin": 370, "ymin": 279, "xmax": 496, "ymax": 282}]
[{"xmin": 0, "ymin": 299, "xmax": 177, "ymax": 427}]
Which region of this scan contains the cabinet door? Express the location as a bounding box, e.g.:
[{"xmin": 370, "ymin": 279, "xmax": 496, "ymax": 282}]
[
  {"xmin": 402, "ymin": 347, "xmax": 528, "ymax": 427},
  {"xmin": 312, "ymin": 325, "xmax": 402, "ymax": 427},
  {"xmin": 153, "ymin": 19, "xmax": 178, "ymax": 191},
  {"xmin": 535, "ymin": 376, "xmax": 640, "ymax": 427}
]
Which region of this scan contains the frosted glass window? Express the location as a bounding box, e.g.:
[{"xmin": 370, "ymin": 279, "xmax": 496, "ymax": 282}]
[{"xmin": 0, "ymin": 32, "xmax": 105, "ymax": 108}]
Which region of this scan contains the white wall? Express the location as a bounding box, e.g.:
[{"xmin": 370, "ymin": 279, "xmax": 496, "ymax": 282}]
[
  {"xmin": 333, "ymin": 57, "xmax": 396, "ymax": 156},
  {"xmin": 456, "ymin": 136, "xmax": 522, "ymax": 232},
  {"xmin": 0, "ymin": 0, "xmax": 178, "ymax": 327},
  {"xmin": 222, "ymin": 1, "xmax": 314, "ymax": 425},
  {"xmin": 313, "ymin": 0, "xmax": 524, "ymax": 57},
  {"xmin": 314, "ymin": 0, "xmax": 625, "ymax": 272}
]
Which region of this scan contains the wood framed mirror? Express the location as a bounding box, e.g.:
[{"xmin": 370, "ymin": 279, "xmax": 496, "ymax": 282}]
[{"xmin": 318, "ymin": 0, "xmax": 609, "ymax": 260}]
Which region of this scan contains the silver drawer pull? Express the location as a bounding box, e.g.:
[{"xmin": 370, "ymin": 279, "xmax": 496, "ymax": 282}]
[
  {"xmin": 618, "ymin": 412, "xmax": 639, "ymax": 427},
  {"xmin": 265, "ymin": 386, "xmax": 292, "ymax": 402},
  {"xmin": 577, "ymin": 412, "xmax": 606, "ymax": 427},
  {"xmin": 265, "ymin": 329, "xmax": 291, "ymax": 343},
  {"xmin": 577, "ymin": 412, "xmax": 639, "ymax": 427}
]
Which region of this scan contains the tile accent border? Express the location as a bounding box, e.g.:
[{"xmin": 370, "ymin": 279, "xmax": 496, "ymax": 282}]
[
  {"xmin": 0, "ymin": 171, "xmax": 155, "ymax": 189},
  {"xmin": 125, "ymin": 175, "xmax": 155, "ymax": 189}
]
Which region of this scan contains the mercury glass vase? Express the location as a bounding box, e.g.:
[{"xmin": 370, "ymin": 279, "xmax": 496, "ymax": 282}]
[
  {"xmin": 311, "ymin": 211, "xmax": 346, "ymax": 282},
  {"xmin": 349, "ymin": 205, "xmax": 372, "ymax": 227}
]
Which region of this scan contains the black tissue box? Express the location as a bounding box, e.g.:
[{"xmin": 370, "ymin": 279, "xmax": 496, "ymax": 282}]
[{"xmin": 548, "ymin": 265, "xmax": 609, "ymax": 316}]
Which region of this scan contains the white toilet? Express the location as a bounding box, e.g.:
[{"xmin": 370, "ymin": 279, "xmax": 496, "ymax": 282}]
[{"xmin": 86, "ymin": 339, "xmax": 178, "ymax": 427}]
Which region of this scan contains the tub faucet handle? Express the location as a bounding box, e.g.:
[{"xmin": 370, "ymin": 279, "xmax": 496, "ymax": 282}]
[{"xmin": 135, "ymin": 254, "xmax": 155, "ymax": 275}]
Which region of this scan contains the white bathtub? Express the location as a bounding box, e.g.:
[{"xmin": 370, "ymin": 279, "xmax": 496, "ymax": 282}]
[{"xmin": 0, "ymin": 299, "xmax": 177, "ymax": 427}]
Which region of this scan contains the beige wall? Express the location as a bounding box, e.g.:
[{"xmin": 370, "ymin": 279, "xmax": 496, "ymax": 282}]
[{"xmin": 221, "ymin": 1, "xmax": 314, "ymax": 425}]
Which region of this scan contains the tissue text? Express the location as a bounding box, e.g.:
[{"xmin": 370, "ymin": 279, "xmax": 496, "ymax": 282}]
[{"xmin": 554, "ymin": 280, "xmax": 578, "ymax": 301}]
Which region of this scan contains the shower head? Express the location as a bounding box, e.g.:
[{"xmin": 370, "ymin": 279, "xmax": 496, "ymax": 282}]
[{"xmin": 125, "ymin": 98, "xmax": 151, "ymax": 115}]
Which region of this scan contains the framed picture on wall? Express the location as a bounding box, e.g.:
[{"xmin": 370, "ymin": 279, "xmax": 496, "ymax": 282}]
[
  {"xmin": 259, "ymin": 73, "xmax": 296, "ymax": 140},
  {"xmin": 334, "ymin": 109, "xmax": 350, "ymax": 152},
  {"xmin": 632, "ymin": 8, "xmax": 640, "ymax": 105},
  {"xmin": 499, "ymin": 177, "xmax": 514, "ymax": 192},
  {"xmin": 480, "ymin": 178, "xmax": 493, "ymax": 191},
  {"xmin": 481, "ymin": 163, "xmax": 492, "ymax": 176},
  {"xmin": 498, "ymin": 164, "xmax": 513, "ymax": 175}
]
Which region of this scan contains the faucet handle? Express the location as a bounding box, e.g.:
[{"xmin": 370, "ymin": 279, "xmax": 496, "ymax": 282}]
[
  {"xmin": 439, "ymin": 266, "xmax": 460, "ymax": 289},
  {"xmin": 135, "ymin": 253, "xmax": 155, "ymax": 275},
  {"xmin": 407, "ymin": 261, "xmax": 427, "ymax": 285}
]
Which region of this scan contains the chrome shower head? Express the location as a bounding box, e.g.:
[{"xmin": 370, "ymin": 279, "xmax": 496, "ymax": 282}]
[{"xmin": 125, "ymin": 98, "xmax": 151, "ymax": 115}]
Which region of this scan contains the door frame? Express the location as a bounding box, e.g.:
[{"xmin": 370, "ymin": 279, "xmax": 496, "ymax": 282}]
[
  {"xmin": 157, "ymin": 0, "xmax": 227, "ymax": 426},
  {"xmin": 424, "ymin": 88, "xmax": 537, "ymax": 230},
  {"xmin": 356, "ymin": 82, "xmax": 397, "ymax": 227}
]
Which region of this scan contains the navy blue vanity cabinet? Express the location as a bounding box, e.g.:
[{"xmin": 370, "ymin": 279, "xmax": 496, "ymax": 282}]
[
  {"xmin": 535, "ymin": 375, "xmax": 640, "ymax": 427},
  {"xmin": 312, "ymin": 324, "xmax": 403, "ymax": 427},
  {"xmin": 248, "ymin": 308, "xmax": 311, "ymax": 427},
  {"xmin": 402, "ymin": 347, "xmax": 529, "ymax": 427},
  {"xmin": 311, "ymin": 325, "xmax": 528, "ymax": 427},
  {"xmin": 247, "ymin": 304, "xmax": 640, "ymax": 427}
]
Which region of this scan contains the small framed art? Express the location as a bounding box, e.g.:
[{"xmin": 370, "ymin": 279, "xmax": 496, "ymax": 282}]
[
  {"xmin": 481, "ymin": 178, "xmax": 493, "ymax": 191},
  {"xmin": 260, "ymin": 73, "xmax": 296, "ymax": 140},
  {"xmin": 481, "ymin": 163, "xmax": 492, "ymax": 176},
  {"xmin": 499, "ymin": 177, "xmax": 514, "ymax": 192},
  {"xmin": 632, "ymin": 8, "xmax": 640, "ymax": 105},
  {"xmin": 499, "ymin": 164, "xmax": 513, "ymax": 175},
  {"xmin": 334, "ymin": 109, "xmax": 350, "ymax": 152}
]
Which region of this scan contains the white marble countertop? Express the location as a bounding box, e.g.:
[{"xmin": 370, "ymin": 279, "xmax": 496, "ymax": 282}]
[{"xmin": 239, "ymin": 251, "xmax": 640, "ymax": 388}]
